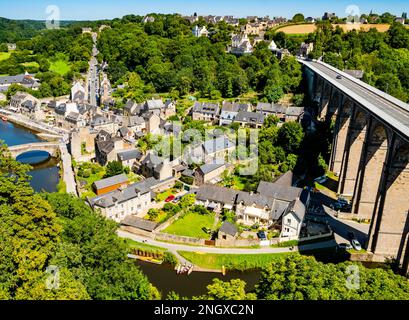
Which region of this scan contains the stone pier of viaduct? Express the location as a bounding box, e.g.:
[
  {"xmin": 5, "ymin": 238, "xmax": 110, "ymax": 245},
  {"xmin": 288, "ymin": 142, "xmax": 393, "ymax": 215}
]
[{"xmin": 302, "ymin": 59, "xmax": 409, "ymax": 275}]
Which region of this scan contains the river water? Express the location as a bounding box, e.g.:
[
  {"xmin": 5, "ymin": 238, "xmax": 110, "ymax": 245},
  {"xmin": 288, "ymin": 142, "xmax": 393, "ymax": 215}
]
[
  {"xmin": 137, "ymin": 260, "xmax": 261, "ymax": 298},
  {"xmin": 0, "ymin": 120, "xmax": 60, "ymax": 192}
]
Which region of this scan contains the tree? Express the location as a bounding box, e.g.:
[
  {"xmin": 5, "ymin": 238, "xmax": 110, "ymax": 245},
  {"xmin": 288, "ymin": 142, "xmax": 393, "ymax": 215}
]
[
  {"xmin": 263, "ymin": 83, "xmax": 284, "ymax": 103},
  {"xmin": 147, "ymin": 209, "xmax": 160, "ymax": 221},
  {"xmin": 198, "ymin": 279, "xmax": 256, "ymax": 300},
  {"xmin": 278, "ymin": 121, "xmax": 304, "ymax": 153},
  {"xmin": 292, "ymin": 13, "xmax": 305, "ymax": 23},
  {"xmin": 104, "ymin": 161, "xmax": 125, "ymax": 178},
  {"xmin": 0, "ymin": 43, "xmax": 8, "ymax": 52},
  {"xmin": 255, "ymin": 255, "xmax": 409, "ymax": 300}
]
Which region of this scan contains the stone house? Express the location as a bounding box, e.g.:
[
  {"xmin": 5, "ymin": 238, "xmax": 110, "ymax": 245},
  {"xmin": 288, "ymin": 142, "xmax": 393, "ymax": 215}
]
[
  {"xmin": 219, "ymin": 101, "xmax": 250, "ymax": 125},
  {"xmin": 285, "ymin": 107, "xmax": 304, "ymax": 122},
  {"xmin": 300, "ymin": 42, "xmax": 314, "ymax": 57},
  {"xmin": 90, "ymin": 114, "xmax": 115, "ymax": 134},
  {"xmin": 145, "ymin": 112, "xmax": 161, "ymax": 135},
  {"xmin": 123, "ymin": 100, "xmax": 144, "ymax": 116},
  {"xmin": 71, "ymin": 81, "xmax": 86, "ymax": 102},
  {"xmin": 194, "ymin": 162, "xmax": 227, "ymax": 185},
  {"xmin": 228, "ymin": 34, "xmax": 253, "ymax": 55},
  {"xmin": 217, "ymin": 221, "xmax": 238, "ymax": 246},
  {"xmin": 139, "ymin": 152, "xmax": 173, "ymax": 181},
  {"xmin": 117, "ymin": 149, "xmax": 143, "ymax": 169},
  {"xmin": 191, "ymin": 102, "xmax": 220, "ymax": 123},
  {"xmin": 234, "ymin": 111, "xmax": 265, "ymax": 128}
]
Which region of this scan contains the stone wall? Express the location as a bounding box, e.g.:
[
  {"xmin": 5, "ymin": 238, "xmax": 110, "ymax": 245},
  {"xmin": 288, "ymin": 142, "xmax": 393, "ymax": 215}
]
[{"xmin": 154, "ymin": 232, "xmax": 206, "ymax": 245}]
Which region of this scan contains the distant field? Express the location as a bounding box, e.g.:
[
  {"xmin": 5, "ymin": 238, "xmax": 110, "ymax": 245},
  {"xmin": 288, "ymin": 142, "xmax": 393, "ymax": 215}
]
[
  {"xmin": 0, "ymin": 52, "xmax": 11, "ymax": 61},
  {"xmin": 21, "ymin": 61, "xmax": 40, "ymax": 68},
  {"xmin": 49, "ymin": 59, "xmax": 71, "ymax": 75},
  {"xmin": 276, "ymin": 23, "xmax": 391, "ymax": 34}
]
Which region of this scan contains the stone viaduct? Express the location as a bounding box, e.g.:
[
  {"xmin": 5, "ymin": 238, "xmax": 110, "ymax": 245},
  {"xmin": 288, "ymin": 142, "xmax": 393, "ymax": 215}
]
[{"xmin": 301, "ymin": 59, "xmax": 409, "ymax": 274}]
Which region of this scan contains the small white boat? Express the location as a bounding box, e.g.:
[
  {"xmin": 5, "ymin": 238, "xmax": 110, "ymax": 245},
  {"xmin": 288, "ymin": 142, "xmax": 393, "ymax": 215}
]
[{"xmin": 187, "ymin": 265, "xmax": 194, "ymax": 275}]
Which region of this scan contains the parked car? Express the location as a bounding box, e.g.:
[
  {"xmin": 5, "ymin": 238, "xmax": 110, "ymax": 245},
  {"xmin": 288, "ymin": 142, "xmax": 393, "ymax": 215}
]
[
  {"xmin": 257, "ymin": 231, "xmax": 267, "ymax": 240},
  {"xmin": 172, "ymin": 196, "xmax": 182, "ymax": 203},
  {"xmin": 337, "ymin": 243, "xmax": 353, "ymax": 250},
  {"xmin": 351, "ymin": 239, "xmax": 362, "ymax": 251},
  {"xmin": 165, "ymin": 195, "xmax": 175, "ymax": 203},
  {"xmin": 314, "ymin": 175, "xmax": 328, "ymax": 184},
  {"xmin": 336, "ymin": 74, "xmax": 342, "ymax": 79}
]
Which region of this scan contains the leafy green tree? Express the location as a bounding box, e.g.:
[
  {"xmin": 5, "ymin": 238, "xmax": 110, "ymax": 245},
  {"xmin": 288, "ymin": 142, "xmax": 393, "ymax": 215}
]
[
  {"xmin": 104, "ymin": 161, "xmax": 125, "ymax": 178},
  {"xmin": 292, "ymin": 14, "xmax": 305, "ymax": 23},
  {"xmin": 278, "ymin": 121, "xmax": 304, "ymax": 153},
  {"xmin": 198, "ymin": 279, "xmax": 256, "ymax": 300}
]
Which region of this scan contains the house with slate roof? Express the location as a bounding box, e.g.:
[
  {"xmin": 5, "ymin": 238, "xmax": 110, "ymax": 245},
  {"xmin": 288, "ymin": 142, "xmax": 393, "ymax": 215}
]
[
  {"xmin": 117, "ymin": 149, "xmax": 143, "ymax": 169},
  {"xmin": 192, "ymin": 180, "xmax": 306, "ymax": 233},
  {"xmin": 194, "ymin": 162, "xmax": 228, "ymax": 185},
  {"xmin": 217, "ymin": 221, "xmax": 238, "ymax": 246},
  {"xmin": 139, "ymin": 152, "xmax": 173, "ymax": 181},
  {"xmin": 219, "ymin": 101, "xmax": 250, "ymax": 125},
  {"xmin": 89, "ymin": 179, "xmax": 152, "ymax": 222},
  {"xmin": 191, "ymin": 101, "xmax": 220, "ymax": 123},
  {"xmin": 281, "ymin": 199, "xmax": 306, "ymax": 238},
  {"xmin": 0, "ymin": 72, "xmax": 40, "ymax": 93},
  {"xmin": 234, "ymin": 110, "xmax": 265, "ymax": 128}
]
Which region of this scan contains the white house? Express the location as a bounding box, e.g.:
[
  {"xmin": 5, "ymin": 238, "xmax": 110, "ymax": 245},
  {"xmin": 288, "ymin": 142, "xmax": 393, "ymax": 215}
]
[
  {"xmin": 88, "ymin": 180, "xmax": 153, "ymax": 222},
  {"xmin": 280, "ymin": 199, "xmax": 306, "ymax": 238},
  {"xmin": 192, "ymin": 25, "xmax": 209, "ymax": 37}
]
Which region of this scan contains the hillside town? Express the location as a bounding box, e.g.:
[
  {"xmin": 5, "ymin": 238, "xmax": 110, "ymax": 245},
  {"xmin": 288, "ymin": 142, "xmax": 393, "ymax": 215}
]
[{"xmin": 1, "ymin": 3, "xmax": 409, "ymax": 303}]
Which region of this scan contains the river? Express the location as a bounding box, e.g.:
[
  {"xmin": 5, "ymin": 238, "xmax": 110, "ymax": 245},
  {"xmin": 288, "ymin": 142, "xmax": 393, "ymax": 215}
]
[
  {"xmin": 0, "ymin": 120, "xmax": 60, "ymax": 192},
  {"xmin": 136, "ymin": 260, "xmax": 261, "ymax": 298}
]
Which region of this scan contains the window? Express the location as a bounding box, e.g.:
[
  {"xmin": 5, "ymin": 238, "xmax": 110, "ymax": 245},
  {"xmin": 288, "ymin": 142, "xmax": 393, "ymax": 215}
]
[
  {"xmin": 287, "ymin": 219, "xmax": 291, "ymax": 224},
  {"xmin": 222, "ymin": 235, "xmax": 227, "ymax": 240}
]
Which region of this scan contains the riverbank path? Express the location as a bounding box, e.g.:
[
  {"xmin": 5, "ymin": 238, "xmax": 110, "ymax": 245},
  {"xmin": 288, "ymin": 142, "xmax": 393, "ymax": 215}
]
[
  {"xmin": 59, "ymin": 143, "xmax": 78, "ymax": 196},
  {"xmin": 117, "ymin": 229, "xmax": 337, "ymax": 255}
]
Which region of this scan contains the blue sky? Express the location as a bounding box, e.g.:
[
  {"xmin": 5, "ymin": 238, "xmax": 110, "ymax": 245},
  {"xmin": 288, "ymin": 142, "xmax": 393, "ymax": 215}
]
[{"xmin": 1, "ymin": 0, "xmax": 408, "ymax": 20}]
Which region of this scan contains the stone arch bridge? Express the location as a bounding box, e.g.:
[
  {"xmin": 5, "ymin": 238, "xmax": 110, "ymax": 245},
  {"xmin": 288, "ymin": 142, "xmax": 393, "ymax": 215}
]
[
  {"xmin": 8, "ymin": 142, "xmax": 60, "ymax": 159},
  {"xmin": 301, "ymin": 58, "xmax": 409, "ymax": 275}
]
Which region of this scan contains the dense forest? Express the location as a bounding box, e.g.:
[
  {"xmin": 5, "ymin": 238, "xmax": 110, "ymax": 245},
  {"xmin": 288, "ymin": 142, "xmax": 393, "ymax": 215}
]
[{"xmin": 97, "ymin": 14, "xmax": 303, "ymax": 104}]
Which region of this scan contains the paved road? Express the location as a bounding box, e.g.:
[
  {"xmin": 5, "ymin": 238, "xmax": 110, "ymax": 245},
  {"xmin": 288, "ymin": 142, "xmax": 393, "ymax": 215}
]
[
  {"xmin": 87, "ymin": 34, "xmax": 99, "ymax": 106},
  {"xmin": 59, "ymin": 143, "xmax": 78, "ymax": 196},
  {"xmin": 317, "ymin": 206, "xmax": 370, "ymax": 246},
  {"xmin": 301, "ymin": 59, "xmax": 409, "ymax": 137},
  {"xmin": 117, "ymin": 229, "xmax": 337, "ymax": 255}
]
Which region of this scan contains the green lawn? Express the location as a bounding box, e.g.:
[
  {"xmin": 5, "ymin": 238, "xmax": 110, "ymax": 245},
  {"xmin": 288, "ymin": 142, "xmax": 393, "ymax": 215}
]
[
  {"xmin": 155, "ymin": 189, "xmax": 176, "ymax": 202},
  {"xmin": 126, "ymin": 239, "xmax": 166, "ymax": 254},
  {"xmin": 0, "ymin": 52, "xmax": 11, "ymax": 61},
  {"xmin": 178, "ymin": 251, "xmax": 293, "ymax": 270},
  {"xmin": 163, "ymin": 212, "xmax": 215, "ymax": 239},
  {"xmin": 49, "ymin": 59, "xmax": 71, "ymax": 75}
]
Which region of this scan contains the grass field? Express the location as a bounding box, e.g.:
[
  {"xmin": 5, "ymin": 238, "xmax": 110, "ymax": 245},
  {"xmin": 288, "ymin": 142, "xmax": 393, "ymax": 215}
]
[
  {"xmin": 126, "ymin": 239, "xmax": 167, "ymax": 253},
  {"xmin": 0, "ymin": 52, "xmax": 11, "ymax": 61},
  {"xmin": 178, "ymin": 251, "xmax": 292, "ymax": 270},
  {"xmin": 276, "ymin": 23, "xmax": 391, "ymax": 35},
  {"xmin": 49, "ymin": 59, "xmax": 71, "ymax": 75},
  {"xmin": 163, "ymin": 212, "xmax": 215, "ymax": 239}
]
